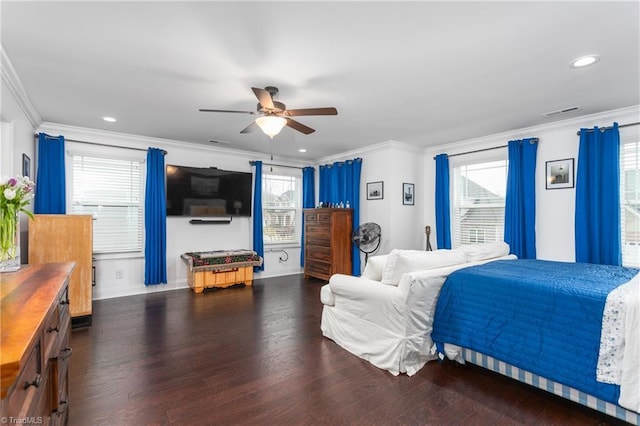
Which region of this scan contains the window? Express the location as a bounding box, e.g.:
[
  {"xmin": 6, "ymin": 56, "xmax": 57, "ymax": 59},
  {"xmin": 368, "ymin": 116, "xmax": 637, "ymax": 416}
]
[
  {"xmin": 70, "ymin": 154, "xmax": 143, "ymax": 254},
  {"xmin": 262, "ymin": 173, "xmax": 302, "ymax": 245},
  {"xmin": 621, "ymin": 139, "xmax": 640, "ymax": 267},
  {"xmin": 452, "ymin": 160, "xmax": 508, "ymax": 247}
]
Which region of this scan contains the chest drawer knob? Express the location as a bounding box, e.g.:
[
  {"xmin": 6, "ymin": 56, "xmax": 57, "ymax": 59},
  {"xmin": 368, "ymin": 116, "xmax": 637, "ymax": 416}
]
[
  {"xmin": 23, "ymin": 373, "xmax": 42, "ymax": 389},
  {"xmin": 56, "ymin": 400, "xmax": 68, "ymax": 414},
  {"xmin": 46, "ymin": 325, "xmax": 59, "ymax": 333},
  {"xmin": 60, "ymin": 347, "xmax": 73, "ymax": 361}
]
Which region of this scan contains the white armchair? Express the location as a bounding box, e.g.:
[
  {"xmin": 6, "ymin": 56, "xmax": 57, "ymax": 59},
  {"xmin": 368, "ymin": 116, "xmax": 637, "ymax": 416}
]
[{"xmin": 320, "ymin": 242, "xmax": 514, "ymax": 376}]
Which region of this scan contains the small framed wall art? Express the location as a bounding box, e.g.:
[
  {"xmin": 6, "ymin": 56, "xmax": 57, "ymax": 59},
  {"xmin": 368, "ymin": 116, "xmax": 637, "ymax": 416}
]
[
  {"xmin": 545, "ymin": 158, "xmax": 574, "ymax": 190},
  {"xmin": 403, "ymin": 182, "xmax": 415, "ymax": 205},
  {"xmin": 367, "ymin": 181, "xmax": 383, "ymax": 200},
  {"xmin": 22, "ymin": 154, "xmax": 31, "ymax": 178}
]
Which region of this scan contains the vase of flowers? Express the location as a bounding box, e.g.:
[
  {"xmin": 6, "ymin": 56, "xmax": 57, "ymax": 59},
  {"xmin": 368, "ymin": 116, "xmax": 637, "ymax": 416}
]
[{"xmin": 0, "ymin": 176, "xmax": 35, "ymax": 272}]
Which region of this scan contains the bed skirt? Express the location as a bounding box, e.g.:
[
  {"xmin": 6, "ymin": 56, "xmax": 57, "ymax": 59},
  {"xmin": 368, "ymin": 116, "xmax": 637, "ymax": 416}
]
[{"xmin": 462, "ymin": 348, "xmax": 639, "ymax": 425}]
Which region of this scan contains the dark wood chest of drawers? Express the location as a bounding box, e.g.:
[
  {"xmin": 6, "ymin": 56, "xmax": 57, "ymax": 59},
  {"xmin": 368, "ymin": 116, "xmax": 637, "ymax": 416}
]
[
  {"xmin": 303, "ymin": 208, "xmax": 353, "ymax": 281},
  {"xmin": 1, "ymin": 263, "xmax": 75, "ymax": 425}
]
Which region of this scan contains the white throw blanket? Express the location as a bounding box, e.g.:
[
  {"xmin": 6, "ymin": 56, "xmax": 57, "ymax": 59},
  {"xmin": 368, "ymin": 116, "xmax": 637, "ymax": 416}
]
[{"xmin": 598, "ymin": 273, "xmax": 640, "ymax": 412}]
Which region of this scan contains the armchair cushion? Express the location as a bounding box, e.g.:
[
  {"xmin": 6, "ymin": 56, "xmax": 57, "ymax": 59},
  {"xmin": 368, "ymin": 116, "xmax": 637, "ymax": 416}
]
[
  {"xmin": 381, "ymin": 249, "xmax": 467, "ymax": 286},
  {"xmin": 361, "ymin": 254, "xmax": 389, "ymax": 281}
]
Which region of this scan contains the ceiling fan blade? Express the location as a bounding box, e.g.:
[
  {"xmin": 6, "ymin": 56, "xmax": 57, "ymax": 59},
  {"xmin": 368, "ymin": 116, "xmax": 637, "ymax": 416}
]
[
  {"xmin": 199, "ymin": 108, "xmax": 256, "ymax": 115},
  {"xmin": 251, "ymin": 87, "xmax": 275, "ymax": 109},
  {"xmin": 240, "ymin": 122, "xmax": 257, "ymax": 134},
  {"xmin": 284, "ymin": 107, "xmax": 338, "ymax": 117},
  {"xmin": 286, "ymin": 118, "xmax": 315, "ymax": 135}
]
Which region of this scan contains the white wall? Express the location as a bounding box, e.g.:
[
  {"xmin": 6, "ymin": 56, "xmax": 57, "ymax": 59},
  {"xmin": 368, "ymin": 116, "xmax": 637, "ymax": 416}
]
[
  {"xmin": 423, "ymin": 104, "xmax": 640, "ymax": 262},
  {"xmin": 317, "ymin": 140, "xmax": 425, "ymax": 272},
  {"xmin": 1, "ymin": 74, "xmax": 39, "ymax": 263}
]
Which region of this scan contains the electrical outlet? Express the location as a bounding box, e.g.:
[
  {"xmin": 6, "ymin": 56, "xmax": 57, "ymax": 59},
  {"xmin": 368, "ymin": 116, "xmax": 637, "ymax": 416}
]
[{"xmin": 115, "ymin": 270, "xmax": 124, "ymax": 279}]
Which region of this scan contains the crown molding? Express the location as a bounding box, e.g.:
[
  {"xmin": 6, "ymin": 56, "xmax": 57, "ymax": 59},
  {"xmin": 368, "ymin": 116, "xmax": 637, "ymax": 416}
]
[
  {"xmin": 1, "ymin": 46, "xmax": 42, "ymax": 128},
  {"xmin": 426, "ymin": 104, "xmax": 640, "ymax": 155},
  {"xmin": 37, "ymin": 121, "xmax": 309, "ymax": 167},
  {"xmin": 316, "ymin": 138, "xmax": 423, "ymax": 165}
]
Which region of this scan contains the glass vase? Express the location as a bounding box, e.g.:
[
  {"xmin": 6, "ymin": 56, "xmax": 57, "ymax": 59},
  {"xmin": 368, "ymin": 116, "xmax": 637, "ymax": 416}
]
[{"xmin": 0, "ymin": 212, "xmax": 20, "ymax": 272}]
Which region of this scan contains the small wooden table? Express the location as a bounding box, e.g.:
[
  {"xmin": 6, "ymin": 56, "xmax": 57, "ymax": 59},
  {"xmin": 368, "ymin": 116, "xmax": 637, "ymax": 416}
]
[{"xmin": 181, "ymin": 250, "xmax": 263, "ymax": 293}]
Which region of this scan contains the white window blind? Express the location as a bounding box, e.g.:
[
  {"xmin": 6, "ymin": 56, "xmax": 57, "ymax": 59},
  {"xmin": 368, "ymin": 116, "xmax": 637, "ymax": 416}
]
[
  {"xmin": 70, "ymin": 155, "xmax": 143, "ymax": 254},
  {"xmin": 452, "ymin": 160, "xmax": 507, "ymax": 247},
  {"xmin": 621, "ymin": 139, "xmax": 640, "ymax": 267},
  {"xmin": 262, "ymin": 173, "xmax": 302, "ymax": 245}
]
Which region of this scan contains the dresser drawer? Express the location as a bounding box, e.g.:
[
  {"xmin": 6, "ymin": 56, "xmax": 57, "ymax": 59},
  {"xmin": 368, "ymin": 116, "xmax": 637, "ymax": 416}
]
[
  {"xmin": 306, "ymin": 224, "xmax": 330, "ymax": 235},
  {"xmin": 306, "ymin": 245, "xmax": 331, "ymax": 262},
  {"xmin": 319, "ymin": 213, "xmax": 333, "ymax": 224},
  {"xmin": 306, "ymin": 235, "xmax": 330, "ymax": 247},
  {"xmin": 49, "ymin": 325, "xmax": 71, "ymax": 419},
  {"xmin": 6, "ymin": 340, "xmax": 42, "ymax": 417},
  {"xmin": 305, "ymin": 212, "xmax": 318, "ymax": 223},
  {"xmin": 305, "ymin": 260, "xmax": 331, "ymax": 278},
  {"xmin": 43, "ymin": 285, "xmax": 69, "ymax": 364}
]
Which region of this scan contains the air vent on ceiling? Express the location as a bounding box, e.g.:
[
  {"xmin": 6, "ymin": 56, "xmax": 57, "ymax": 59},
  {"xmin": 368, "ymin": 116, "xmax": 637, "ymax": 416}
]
[
  {"xmin": 542, "ymin": 106, "xmax": 580, "ymax": 118},
  {"xmin": 208, "ymin": 139, "xmax": 231, "ymax": 145}
]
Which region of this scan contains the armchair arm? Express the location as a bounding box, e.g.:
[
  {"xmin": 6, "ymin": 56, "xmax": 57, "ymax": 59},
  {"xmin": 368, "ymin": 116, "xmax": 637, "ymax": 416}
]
[{"xmin": 328, "ymin": 274, "xmax": 405, "ymax": 333}]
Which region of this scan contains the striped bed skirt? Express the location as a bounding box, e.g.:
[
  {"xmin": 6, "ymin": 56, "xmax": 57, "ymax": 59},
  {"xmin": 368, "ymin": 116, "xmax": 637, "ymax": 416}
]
[{"xmin": 462, "ymin": 348, "xmax": 639, "ymax": 425}]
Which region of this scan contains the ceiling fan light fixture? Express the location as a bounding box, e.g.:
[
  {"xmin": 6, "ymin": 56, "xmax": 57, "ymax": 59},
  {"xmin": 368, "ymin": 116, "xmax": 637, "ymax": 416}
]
[{"xmin": 255, "ymin": 116, "xmax": 287, "ymax": 138}]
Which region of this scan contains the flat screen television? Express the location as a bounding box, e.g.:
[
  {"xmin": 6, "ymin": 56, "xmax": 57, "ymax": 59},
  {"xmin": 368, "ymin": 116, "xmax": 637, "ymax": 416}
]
[{"xmin": 166, "ymin": 165, "xmax": 252, "ymax": 217}]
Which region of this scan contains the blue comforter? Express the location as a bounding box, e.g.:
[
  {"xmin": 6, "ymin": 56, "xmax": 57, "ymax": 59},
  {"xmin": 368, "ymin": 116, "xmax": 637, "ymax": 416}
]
[{"xmin": 431, "ymin": 259, "xmax": 638, "ymax": 404}]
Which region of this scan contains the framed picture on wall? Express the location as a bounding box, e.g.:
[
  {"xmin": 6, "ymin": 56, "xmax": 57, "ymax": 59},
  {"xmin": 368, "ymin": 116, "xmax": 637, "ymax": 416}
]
[
  {"xmin": 22, "ymin": 154, "xmax": 30, "ymax": 178},
  {"xmin": 402, "ymin": 183, "xmax": 415, "ymax": 205},
  {"xmin": 367, "ymin": 181, "xmax": 383, "ymax": 200},
  {"xmin": 546, "ymin": 158, "xmax": 574, "ymax": 189}
]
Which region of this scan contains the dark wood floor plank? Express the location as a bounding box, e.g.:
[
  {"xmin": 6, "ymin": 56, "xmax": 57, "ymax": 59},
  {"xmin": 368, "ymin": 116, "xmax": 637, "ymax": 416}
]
[{"xmin": 68, "ymin": 275, "xmax": 628, "ymax": 425}]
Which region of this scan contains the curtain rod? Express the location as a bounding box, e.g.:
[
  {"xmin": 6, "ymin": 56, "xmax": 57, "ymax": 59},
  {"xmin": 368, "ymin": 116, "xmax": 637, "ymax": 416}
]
[
  {"xmin": 34, "ymin": 134, "xmax": 166, "ymax": 155},
  {"xmin": 575, "ymin": 121, "xmax": 639, "ymax": 135},
  {"xmin": 249, "ymin": 160, "xmax": 303, "ymax": 170},
  {"xmin": 433, "ymin": 137, "xmax": 539, "ymax": 160}
]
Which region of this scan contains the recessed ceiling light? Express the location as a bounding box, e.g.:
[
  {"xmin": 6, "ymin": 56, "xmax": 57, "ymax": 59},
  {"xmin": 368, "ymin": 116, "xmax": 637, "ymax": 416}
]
[
  {"xmin": 102, "ymin": 116, "xmax": 117, "ymax": 122},
  {"xmin": 570, "ymin": 55, "xmax": 600, "ymax": 68},
  {"xmin": 298, "ymin": 148, "xmax": 307, "ymax": 153}
]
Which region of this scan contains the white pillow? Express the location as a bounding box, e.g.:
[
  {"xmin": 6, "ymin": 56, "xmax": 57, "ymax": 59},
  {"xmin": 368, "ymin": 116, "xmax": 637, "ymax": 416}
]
[
  {"xmin": 459, "ymin": 242, "xmax": 510, "ymax": 262},
  {"xmin": 361, "ymin": 254, "xmax": 389, "ymax": 281},
  {"xmin": 381, "ymin": 249, "xmax": 467, "ymax": 286}
]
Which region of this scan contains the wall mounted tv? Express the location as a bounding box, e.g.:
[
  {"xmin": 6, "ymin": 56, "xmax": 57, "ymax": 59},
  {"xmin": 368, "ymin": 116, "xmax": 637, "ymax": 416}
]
[{"xmin": 166, "ymin": 165, "xmax": 252, "ymax": 217}]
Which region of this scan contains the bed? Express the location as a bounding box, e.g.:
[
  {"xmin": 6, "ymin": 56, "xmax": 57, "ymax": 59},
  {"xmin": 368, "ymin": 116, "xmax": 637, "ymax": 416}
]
[{"xmin": 431, "ymin": 259, "xmax": 640, "ymax": 424}]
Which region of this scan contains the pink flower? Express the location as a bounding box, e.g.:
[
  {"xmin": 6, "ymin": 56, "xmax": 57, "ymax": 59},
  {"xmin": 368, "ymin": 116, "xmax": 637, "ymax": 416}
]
[{"xmin": 7, "ymin": 178, "xmax": 17, "ymax": 187}]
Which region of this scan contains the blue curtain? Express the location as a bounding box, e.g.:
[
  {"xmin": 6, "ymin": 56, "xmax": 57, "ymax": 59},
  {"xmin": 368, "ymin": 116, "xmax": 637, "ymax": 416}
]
[
  {"xmin": 318, "ymin": 158, "xmax": 362, "ymax": 275},
  {"xmin": 434, "ymin": 154, "xmax": 451, "ymax": 249},
  {"xmin": 504, "ymin": 138, "xmax": 538, "ymax": 259},
  {"xmin": 252, "ymin": 161, "xmax": 265, "ymax": 272},
  {"xmin": 34, "ymin": 133, "xmax": 66, "ymax": 214},
  {"xmin": 575, "ymin": 123, "xmax": 621, "ymax": 265},
  {"xmin": 300, "ymin": 166, "xmax": 315, "ymax": 266},
  {"xmin": 144, "ymin": 148, "xmax": 167, "ymax": 285}
]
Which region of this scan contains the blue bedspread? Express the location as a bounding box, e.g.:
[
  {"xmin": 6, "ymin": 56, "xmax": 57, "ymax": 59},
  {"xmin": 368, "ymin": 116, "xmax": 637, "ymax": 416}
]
[{"xmin": 432, "ymin": 259, "xmax": 638, "ymax": 404}]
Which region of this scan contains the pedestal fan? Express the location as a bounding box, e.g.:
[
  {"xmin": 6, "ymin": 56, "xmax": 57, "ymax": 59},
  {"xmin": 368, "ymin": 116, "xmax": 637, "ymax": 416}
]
[{"xmin": 352, "ymin": 223, "xmax": 382, "ymax": 265}]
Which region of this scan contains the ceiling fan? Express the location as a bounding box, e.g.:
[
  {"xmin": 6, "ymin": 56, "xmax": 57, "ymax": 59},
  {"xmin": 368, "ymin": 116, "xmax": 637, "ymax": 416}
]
[{"xmin": 199, "ymin": 86, "xmax": 338, "ymax": 138}]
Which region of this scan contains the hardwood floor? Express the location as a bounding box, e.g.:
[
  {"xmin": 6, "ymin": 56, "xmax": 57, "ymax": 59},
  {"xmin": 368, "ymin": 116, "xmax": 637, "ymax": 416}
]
[{"xmin": 69, "ymin": 275, "xmax": 628, "ymax": 425}]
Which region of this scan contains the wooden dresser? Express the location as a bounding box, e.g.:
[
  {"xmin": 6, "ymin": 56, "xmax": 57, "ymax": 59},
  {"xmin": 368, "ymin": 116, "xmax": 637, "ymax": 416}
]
[
  {"xmin": 29, "ymin": 214, "xmax": 93, "ymax": 327},
  {"xmin": 303, "ymin": 208, "xmax": 353, "ymax": 281},
  {"xmin": 1, "ymin": 262, "xmax": 74, "ymax": 425}
]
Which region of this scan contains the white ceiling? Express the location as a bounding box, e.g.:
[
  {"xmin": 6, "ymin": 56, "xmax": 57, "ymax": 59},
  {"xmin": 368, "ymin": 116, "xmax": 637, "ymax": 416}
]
[{"xmin": 2, "ymin": 1, "xmax": 639, "ymax": 160}]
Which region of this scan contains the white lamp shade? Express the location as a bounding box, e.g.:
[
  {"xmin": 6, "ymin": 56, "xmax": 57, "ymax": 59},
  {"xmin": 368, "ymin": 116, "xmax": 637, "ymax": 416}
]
[{"xmin": 255, "ymin": 116, "xmax": 287, "ymax": 138}]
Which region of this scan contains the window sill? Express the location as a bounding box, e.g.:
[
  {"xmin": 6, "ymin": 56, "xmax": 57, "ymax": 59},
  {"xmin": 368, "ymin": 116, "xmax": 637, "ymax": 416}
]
[
  {"xmin": 265, "ymin": 244, "xmax": 301, "ymax": 251},
  {"xmin": 94, "ymin": 252, "xmax": 144, "ymax": 261}
]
